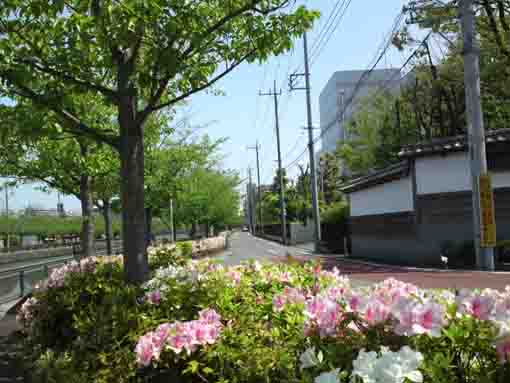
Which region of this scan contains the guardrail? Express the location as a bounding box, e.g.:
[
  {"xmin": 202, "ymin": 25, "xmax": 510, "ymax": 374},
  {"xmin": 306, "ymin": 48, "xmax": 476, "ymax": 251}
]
[
  {"xmin": 0, "ymin": 256, "xmax": 74, "ymax": 305},
  {"xmin": 0, "ymin": 244, "xmax": 122, "ymax": 306}
]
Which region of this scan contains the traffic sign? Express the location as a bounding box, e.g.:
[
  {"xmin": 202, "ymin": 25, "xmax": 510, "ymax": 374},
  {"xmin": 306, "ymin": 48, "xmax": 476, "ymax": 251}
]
[{"xmin": 479, "ymin": 174, "xmax": 497, "ymax": 248}]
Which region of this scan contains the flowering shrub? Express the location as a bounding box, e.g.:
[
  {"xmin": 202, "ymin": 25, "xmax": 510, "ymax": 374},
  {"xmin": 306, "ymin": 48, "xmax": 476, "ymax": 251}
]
[
  {"xmin": 147, "ymin": 241, "xmax": 192, "ymax": 269},
  {"xmin": 18, "ymin": 246, "xmax": 510, "ymax": 383}
]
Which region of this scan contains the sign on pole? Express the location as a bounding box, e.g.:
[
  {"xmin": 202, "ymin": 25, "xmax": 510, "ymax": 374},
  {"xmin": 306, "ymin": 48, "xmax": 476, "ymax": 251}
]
[{"xmin": 479, "ymin": 174, "xmax": 497, "ymax": 248}]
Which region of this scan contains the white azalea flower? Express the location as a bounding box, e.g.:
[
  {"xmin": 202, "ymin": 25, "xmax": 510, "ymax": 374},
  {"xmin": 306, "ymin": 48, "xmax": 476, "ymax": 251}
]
[
  {"xmin": 315, "ymin": 369, "xmax": 340, "ymax": 383},
  {"xmin": 351, "ymin": 347, "xmax": 423, "ymax": 383},
  {"xmin": 299, "ymin": 347, "xmax": 322, "ymax": 369}
]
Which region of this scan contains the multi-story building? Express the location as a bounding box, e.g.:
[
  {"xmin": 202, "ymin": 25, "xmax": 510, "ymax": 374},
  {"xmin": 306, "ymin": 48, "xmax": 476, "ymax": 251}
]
[{"xmin": 319, "ymin": 69, "xmax": 402, "ymax": 155}]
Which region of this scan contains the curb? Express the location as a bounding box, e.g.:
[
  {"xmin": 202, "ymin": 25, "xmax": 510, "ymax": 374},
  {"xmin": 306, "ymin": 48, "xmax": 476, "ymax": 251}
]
[{"xmin": 322, "ymin": 257, "xmax": 510, "ymax": 275}]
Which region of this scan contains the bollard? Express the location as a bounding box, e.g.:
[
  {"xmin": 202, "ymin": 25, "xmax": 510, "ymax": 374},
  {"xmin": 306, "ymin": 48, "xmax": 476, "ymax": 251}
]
[{"xmin": 19, "ymin": 270, "xmax": 25, "ymax": 297}]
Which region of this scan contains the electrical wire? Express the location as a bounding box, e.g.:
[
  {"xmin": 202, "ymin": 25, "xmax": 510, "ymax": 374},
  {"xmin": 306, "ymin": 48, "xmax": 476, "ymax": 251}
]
[
  {"xmin": 281, "ymin": 10, "xmax": 408, "ymax": 172},
  {"xmin": 310, "ymin": 0, "xmax": 354, "ymax": 67}
]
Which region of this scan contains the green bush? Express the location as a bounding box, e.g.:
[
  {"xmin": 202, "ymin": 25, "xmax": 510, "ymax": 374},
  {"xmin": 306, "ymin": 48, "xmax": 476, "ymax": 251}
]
[
  {"xmin": 18, "ymin": 251, "xmax": 510, "ymax": 383},
  {"xmin": 148, "ymin": 242, "xmax": 192, "ymax": 269},
  {"xmin": 321, "ymin": 202, "xmax": 348, "ymax": 225}
]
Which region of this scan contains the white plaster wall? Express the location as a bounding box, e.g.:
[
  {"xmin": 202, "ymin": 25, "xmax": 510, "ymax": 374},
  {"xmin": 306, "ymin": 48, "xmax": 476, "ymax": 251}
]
[
  {"xmin": 492, "ymin": 171, "xmax": 510, "ymax": 189},
  {"xmin": 350, "ymin": 177, "xmax": 413, "ymax": 217},
  {"xmin": 416, "ymin": 152, "xmax": 510, "ymax": 194}
]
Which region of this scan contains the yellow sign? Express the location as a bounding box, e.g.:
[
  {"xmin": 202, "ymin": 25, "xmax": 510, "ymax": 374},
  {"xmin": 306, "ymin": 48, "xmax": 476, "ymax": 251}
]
[{"xmin": 479, "ymin": 174, "xmax": 497, "ymax": 248}]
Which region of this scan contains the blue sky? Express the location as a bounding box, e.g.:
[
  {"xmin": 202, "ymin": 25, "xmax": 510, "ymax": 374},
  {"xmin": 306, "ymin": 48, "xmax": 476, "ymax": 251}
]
[{"xmin": 7, "ymin": 0, "xmax": 414, "ymax": 212}]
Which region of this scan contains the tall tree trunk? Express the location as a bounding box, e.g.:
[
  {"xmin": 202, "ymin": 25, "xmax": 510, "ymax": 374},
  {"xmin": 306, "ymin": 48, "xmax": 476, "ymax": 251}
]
[
  {"xmin": 119, "ymin": 96, "xmax": 149, "ymax": 283},
  {"xmin": 79, "ymin": 169, "xmax": 95, "ymax": 259},
  {"xmin": 102, "ymin": 199, "xmax": 113, "ymax": 255},
  {"xmin": 145, "ymin": 207, "xmax": 153, "ymax": 246}
]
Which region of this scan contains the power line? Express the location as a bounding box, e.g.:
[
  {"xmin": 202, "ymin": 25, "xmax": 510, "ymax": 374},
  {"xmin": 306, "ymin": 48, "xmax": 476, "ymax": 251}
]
[
  {"xmin": 370, "ymin": 31, "xmax": 433, "ymax": 100},
  {"xmin": 310, "ymin": 0, "xmax": 354, "ymax": 66},
  {"xmin": 309, "ymin": 0, "xmax": 348, "ymax": 57},
  {"xmin": 281, "ymin": 11, "xmax": 408, "ymax": 172}
]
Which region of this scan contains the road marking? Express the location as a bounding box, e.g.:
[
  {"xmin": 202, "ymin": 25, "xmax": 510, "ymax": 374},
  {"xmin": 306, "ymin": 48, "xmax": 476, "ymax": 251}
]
[{"xmin": 267, "ymin": 249, "xmax": 278, "ymax": 255}]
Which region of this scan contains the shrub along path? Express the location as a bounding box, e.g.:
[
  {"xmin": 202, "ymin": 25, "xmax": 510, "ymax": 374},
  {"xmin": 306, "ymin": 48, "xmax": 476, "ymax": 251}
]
[{"xmin": 0, "ymin": 313, "xmax": 24, "ymax": 382}]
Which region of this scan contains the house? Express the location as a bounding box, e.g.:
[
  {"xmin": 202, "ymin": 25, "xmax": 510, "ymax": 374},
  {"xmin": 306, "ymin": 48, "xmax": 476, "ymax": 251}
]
[{"xmin": 340, "ymin": 129, "xmax": 510, "ymax": 266}]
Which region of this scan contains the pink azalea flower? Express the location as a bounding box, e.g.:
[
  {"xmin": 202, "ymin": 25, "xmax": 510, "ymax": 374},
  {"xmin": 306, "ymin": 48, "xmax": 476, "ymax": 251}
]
[
  {"xmin": 226, "ymin": 270, "xmax": 242, "ymax": 285},
  {"xmin": 305, "ymin": 297, "xmax": 327, "ymax": 319},
  {"xmin": 146, "ymin": 290, "xmax": 162, "ymax": 305},
  {"xmin": 412, "ymin": 302, "xmax": 445, "ymax": 337},
  {"xmin": 363, "ymin": 300, "xmax": 390, "ymax": 325},
  {"xmin": 135, "ymin": 333, "xmax": 156, "ymax": 366},
  {"xmin": 199, "ymin": 308, "xmax": 221, "ymax": 324},
  {"xmin": 273, "ymin": 294, "xmax": 287, "ymax": 312},
  {"xmin": 471, "ymin": 296, "xmax": 494, "ymax": 320}
]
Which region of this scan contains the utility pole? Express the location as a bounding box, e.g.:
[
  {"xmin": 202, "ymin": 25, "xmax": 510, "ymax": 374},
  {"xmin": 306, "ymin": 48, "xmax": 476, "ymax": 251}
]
[
  {"xmin": 247, "ymin": 167, "xmax": 255, "ymax": 234},
  {"xmin": 260, "ymin": 81, "xmax": 287, "ymax": 245},
  {"xmin": 460, "ymin": 0, "xmax": 495, "ymax": 270},
  {"xmin": 289, "ymin": 32, "xmax": 322, "ymax": 253},
  {"xmin": 248, "ymin": 141, "xmax": 263, "ymax": 234}
]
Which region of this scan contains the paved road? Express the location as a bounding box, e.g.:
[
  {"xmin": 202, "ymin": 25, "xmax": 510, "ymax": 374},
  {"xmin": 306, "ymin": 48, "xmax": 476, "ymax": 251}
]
[
  {"xmin": 214, "ymin": 231, "xmax": 315, "ymax": 266},
  {"xmin": 215, "ymin": 233, "xmax": 510, "ymax": 290}
]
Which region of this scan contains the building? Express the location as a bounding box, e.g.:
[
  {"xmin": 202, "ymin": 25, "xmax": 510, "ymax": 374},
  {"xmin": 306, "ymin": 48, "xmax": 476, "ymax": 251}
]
[
  {"xmin": 319, "ymin": 69, "xmax": 403, "ymax": 154},
  {"xmin": 340, "ymin": 129, "xmax": 510, "ymax": 266},
  {"xmin": 24, "ymin": 207, "xmax": 66, "ymax": 217}
]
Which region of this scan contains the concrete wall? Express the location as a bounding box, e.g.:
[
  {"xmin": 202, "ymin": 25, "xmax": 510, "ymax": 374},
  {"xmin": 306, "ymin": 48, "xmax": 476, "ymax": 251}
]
[
  {"xmin": 288, "ymin": 222, "xmax": 316, "ymax": 245},
  {"xmin": 350, "ymin": 177, "xmax": 413, "ymax": 216},
  {"xmin": 347, "ymin": 149, "xmax": 510, "ymax": 266},
  {"xmin": 415, "ymin": 152, "xmax": 510, "ymax": 194}
]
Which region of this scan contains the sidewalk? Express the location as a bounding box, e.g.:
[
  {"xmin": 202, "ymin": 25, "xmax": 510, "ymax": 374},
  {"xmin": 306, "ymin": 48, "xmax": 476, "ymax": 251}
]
[{"xmin": 286, "ymin": 253, "xmax": 510, "ymax": 290}]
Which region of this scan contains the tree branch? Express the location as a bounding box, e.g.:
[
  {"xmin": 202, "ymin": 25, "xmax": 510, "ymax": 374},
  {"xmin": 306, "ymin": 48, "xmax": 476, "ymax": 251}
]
[
  {"xmin": 481, "ymin": 0, "xmax": 510, "ymax": 57},
  {"xmin": 148, "ymin": 50, "xmax": 255, "ymax": 113},
  {"xmin": 18, "ymin": 59, "xmax": 118, "ymax": 102},
  {"xmin": 496, "ymin": 0, "xmax": 510, "ymax": 33},
  {"xmin": 0, "ymin": 71, "xmax": 120, "ymax": 149}
]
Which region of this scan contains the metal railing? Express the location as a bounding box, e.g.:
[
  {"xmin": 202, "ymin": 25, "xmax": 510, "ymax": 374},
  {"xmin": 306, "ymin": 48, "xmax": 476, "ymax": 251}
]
[
  {"xmin": 0, "ymin": 244, "xmax": 123, "ymax": 306},
  {"xmin": 0, "ymin": 256, "xmax": 74, "ymax": 305}
]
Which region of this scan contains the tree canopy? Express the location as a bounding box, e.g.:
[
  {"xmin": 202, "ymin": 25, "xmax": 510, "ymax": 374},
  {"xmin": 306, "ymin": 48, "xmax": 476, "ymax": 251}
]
[{"xmin": 0, "ymin": 0, "xmax": 319, "ymax": 282}]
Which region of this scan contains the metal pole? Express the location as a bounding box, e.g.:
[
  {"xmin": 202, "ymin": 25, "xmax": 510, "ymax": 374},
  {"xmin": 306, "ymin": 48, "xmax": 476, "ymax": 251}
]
[
  {"xmin": 19, "ymin": 270, "xmax": 24, "ymax": 297},
  {"xmin": 255, "ymin": 142, "xmax": 263, "ymax": 234},
  {"xmin": 169, "ymin": 198, "xmax": 174, "ymax": 243},
  {"xmin": 460, "ymin": 0, "xmax": 495, "ymax": 270},
  {"xmin": 274, "ymin": 82, "xmax": 288, "ymax": 245},
  {"xmin": 5, "ymin": 182, "xmax": 9, "ymax": 252},
  {"xmin": 303, "ymin": 32, "xmax": 322, "ymax": 253},
  {"xmin": 247, "ymin": 167, "xmax": 255, "ymax": 234},
  {"xmin": 260, "ymin": 83, "xmax": 287, "ymax": 244}
]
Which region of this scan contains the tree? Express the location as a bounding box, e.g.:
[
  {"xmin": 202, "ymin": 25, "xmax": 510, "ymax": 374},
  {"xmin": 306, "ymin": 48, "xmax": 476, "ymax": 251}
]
[
  {"xmin": 0, "ymin": 1, "xmax": 318, "ymax": 283},
  {"xmin": 0, "ymin": 102, "xmax": 120, "ymax": 257},
  {"xmin": 145, "ymin": 123, "xmax": 226, "ymax": 240},
  {"xmin": 175, "ymin": 168, "xmax": 240, "ymax": 236},
  {"xmin": 318, "ymin": 152, "xmax": 343, "ymax": 205}
]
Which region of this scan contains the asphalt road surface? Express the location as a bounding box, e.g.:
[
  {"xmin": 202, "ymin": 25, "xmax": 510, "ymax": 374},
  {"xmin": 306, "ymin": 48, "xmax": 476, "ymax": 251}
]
[{"xmin": 215, "ymin": 231, "xmax": 314, "ymax": 266}]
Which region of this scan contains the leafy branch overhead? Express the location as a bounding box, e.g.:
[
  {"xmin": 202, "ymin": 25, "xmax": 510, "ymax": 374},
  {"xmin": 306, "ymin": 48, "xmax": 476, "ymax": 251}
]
[{"xmin": 0, "ymin": 0, "xmax": 319, "ymax": 143}]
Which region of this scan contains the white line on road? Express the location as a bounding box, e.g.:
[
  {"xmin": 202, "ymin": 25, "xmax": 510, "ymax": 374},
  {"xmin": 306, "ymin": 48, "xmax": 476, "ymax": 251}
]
[{"xmin": 267, "ymin": 249, "xmax": 278, "ymax": 255}]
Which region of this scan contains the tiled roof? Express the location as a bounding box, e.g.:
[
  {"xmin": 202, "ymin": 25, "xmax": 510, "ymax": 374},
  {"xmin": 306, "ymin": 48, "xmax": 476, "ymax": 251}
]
[
  {"xmin": 398, "ymin": 129, "xmax": 510, "ymax": 158},
  {"xmin": 339, "ymin": 161, "xmax": 410, "ymax": 194}
]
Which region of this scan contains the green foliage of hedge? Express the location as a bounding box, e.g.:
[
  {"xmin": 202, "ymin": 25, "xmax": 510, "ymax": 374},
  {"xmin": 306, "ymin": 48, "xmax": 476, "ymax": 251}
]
[
  {"xmin": 0, "ymin": 215, "xmax": 169, "ymax": 237},
  {"xmin": 18, "ymin": 251, "xmax": 510, "ymax": 383},
  {"xmin": 321, "ymin": 202, "xmax": 348, "ymax": 225}
]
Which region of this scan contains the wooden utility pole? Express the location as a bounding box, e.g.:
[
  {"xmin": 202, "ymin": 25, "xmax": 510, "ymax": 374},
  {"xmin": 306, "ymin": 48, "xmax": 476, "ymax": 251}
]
[{"xmin": 260, "ymin": 82, "xmax": 287, "ymax": 244}]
